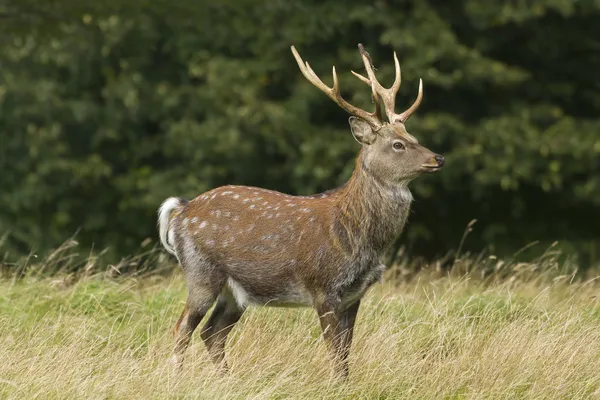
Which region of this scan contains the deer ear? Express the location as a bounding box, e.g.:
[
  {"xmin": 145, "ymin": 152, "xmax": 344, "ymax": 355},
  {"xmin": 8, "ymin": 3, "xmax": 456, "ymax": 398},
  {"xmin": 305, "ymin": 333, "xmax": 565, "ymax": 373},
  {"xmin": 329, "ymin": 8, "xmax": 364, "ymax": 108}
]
[{"xmin": 349, "ymin": 117, "xmax": 377, "ymax": 145}]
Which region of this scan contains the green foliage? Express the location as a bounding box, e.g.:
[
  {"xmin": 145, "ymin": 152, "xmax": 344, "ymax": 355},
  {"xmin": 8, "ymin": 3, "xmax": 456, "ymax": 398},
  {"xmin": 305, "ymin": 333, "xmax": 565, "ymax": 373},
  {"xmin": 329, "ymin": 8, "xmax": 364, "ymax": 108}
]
[{"xmin": 0, "ymin": 0, "xmax": 599, "ymax": 263}]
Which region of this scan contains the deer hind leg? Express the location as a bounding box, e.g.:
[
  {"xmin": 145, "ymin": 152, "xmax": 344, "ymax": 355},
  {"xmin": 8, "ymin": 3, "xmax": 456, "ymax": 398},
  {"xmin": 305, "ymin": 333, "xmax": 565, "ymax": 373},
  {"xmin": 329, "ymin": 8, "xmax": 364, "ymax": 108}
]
[
  {"xmin": 315, "ymin": 298, "xmax": 361, "ymax": 379},
  {"xmin": 200, "ymin": 287, "xmax": 244, "ymax": 371},
  {"xmin": 171, "ymin": 272, "xmax": 224, "ymax": 368}
]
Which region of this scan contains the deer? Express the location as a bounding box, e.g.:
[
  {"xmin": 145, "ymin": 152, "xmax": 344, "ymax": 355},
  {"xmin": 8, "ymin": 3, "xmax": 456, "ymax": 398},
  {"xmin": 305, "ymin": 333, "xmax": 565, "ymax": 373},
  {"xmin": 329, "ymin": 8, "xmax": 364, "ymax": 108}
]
[{"xmin": 157, "ymin": 43, "xmax": 444, "ymax": 378}]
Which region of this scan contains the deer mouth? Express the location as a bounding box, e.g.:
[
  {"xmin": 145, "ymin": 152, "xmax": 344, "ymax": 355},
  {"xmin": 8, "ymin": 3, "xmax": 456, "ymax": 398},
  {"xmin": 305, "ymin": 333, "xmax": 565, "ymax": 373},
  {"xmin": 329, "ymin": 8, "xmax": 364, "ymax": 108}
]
[{"xmin": 420, "ymin": 164, "xmax": 441, "ymax": 173}]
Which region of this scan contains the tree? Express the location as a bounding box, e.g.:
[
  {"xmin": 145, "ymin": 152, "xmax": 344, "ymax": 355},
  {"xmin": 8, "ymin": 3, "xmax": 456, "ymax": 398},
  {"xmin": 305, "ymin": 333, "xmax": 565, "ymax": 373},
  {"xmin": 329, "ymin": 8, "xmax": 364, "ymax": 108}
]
[{"xmin": 1, "ymin": 0, "xmax": 599, "ymax": 265}]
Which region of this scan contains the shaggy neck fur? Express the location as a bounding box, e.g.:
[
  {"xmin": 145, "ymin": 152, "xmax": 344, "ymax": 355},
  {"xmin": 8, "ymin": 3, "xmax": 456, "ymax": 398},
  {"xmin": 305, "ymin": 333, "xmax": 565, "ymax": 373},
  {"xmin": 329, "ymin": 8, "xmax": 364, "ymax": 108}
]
[{"xmin": 332, "ymin": 150, "xmax": 413, "ymax": 258}]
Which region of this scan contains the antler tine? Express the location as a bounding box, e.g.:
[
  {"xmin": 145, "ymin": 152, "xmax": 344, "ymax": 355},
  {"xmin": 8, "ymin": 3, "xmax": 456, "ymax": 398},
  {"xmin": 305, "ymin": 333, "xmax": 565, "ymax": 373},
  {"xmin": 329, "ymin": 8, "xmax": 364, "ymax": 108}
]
[
  {"xmin": 355, "ymin": 44, "xmax": 423, "ymax": 124},
  {"xmin": 351, "ymin": 70, "xmax": 371, "ymax": 85},
  {"xmin": 390, "ymin": 51, "xmax": 402, "ymax": 95},
  {"xmin": 357, "ymin": 43, "xmax": 403, "ymax": 124},
  {"xmin": 349, "ymin": 71, "xmax": 384, "ymax": 121},
  {"xmin": 396, "ymin": 78, "xmax": 423, "ymax": 123},
  {"xmin": 291, "ymin": 46, "xmax": 382, "ymax": 129}
]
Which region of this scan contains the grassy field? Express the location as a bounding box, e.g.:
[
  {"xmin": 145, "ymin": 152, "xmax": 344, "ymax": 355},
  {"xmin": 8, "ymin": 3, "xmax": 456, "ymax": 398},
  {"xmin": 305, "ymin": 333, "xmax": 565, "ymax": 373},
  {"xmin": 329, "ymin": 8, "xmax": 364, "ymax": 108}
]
[{"xmin": 2, "ymin": 251, "xmax": 600, "ymax": 399}]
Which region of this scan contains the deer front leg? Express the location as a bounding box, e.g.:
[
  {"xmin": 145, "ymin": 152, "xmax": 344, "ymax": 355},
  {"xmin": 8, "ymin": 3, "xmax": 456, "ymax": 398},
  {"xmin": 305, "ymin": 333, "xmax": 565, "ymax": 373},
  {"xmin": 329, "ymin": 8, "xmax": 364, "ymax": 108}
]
[
  {"xmin": 315, "ymin": 297, "xmax": 361, "ymax": 379},
  {"xmin": 338, "ymin": 300, "xmax": 360, "ymax": 367}
]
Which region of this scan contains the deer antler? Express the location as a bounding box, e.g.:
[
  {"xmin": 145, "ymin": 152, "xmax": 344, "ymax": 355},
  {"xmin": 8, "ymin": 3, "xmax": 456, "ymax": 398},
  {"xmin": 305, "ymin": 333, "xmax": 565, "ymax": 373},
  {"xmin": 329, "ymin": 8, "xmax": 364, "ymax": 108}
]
[
  {"xmin": 291, "ymin": 46, "xmax": 383, "ymax": 130},
  {"xmin": 351, "ymin": 43, "xmax": 423, "ymax": 124}
]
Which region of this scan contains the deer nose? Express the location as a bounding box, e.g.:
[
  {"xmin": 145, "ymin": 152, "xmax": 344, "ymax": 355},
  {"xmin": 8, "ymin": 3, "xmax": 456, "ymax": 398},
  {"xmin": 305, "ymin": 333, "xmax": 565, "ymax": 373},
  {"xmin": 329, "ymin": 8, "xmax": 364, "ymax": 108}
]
[{"xmin": 435, "ymin": 155, "xmax": 445, "ymax": 167}]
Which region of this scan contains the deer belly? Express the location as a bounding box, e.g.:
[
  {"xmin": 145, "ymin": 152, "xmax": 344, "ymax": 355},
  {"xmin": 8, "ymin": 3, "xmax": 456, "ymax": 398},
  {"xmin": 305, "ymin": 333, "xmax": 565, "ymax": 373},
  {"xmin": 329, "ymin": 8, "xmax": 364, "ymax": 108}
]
[{"xmin": 226, "ymin": 277, "xmax": 312, "ymax": 308}]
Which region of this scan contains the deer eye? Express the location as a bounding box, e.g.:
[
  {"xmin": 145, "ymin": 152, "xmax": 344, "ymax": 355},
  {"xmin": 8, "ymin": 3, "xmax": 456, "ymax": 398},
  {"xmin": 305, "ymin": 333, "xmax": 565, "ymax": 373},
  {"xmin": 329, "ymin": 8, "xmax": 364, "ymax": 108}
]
[{"xmin": 392, "ymin": 141, "xmax": 405, "ymax": 151}]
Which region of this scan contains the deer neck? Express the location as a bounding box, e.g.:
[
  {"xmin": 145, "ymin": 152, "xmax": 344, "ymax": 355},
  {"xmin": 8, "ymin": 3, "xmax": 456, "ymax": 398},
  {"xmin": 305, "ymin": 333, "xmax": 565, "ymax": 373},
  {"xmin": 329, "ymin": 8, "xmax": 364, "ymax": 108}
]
[{"xmin": 333, "ymin": 150, "xmax": 413, "ymax": 256}]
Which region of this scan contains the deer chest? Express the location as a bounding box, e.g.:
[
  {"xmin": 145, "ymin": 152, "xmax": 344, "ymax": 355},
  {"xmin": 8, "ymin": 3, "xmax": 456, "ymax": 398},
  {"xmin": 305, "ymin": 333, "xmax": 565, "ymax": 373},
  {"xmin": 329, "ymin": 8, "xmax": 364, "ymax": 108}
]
[{"xmin": 337, "ymin": 261, "xmax": 386, "ymax": 309}]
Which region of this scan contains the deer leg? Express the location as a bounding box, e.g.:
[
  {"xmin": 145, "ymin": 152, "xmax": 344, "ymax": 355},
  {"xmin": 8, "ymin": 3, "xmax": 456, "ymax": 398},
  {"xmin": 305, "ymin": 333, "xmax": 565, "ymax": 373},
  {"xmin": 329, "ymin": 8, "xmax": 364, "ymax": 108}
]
[
  {"xmin": 200, "ymin": 289, "xmax": 244, "ymax": 371},
  {"xmin": 172, "ymin": 278, "xmax": 222, "ymax": 368},
  {"xmin": 338, "ymin": 300, "xmax": 360, "ymax": 368},
  {"xmin": 315, "ymin": 298, "xmax": 361, "ymax": 379}
]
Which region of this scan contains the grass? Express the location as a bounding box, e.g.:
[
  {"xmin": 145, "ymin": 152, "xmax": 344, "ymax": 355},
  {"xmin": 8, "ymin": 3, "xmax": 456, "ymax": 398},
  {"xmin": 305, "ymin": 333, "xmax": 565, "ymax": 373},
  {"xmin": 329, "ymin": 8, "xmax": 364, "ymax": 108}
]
[{"xmin": 2, "ymin": 249, "xmax": 600, "ymax": 398}]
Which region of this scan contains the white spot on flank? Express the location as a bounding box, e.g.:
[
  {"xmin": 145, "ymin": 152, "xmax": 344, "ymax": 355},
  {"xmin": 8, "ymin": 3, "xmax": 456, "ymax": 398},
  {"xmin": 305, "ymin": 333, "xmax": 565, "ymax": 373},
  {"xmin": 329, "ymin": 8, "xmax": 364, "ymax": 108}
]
[
  {"xmin": 301, "ymin": 208, "xmax": 311, "ymax": 213},
  {"xmin": 286, "ymin": 203, "xmax": 296, "ymax": 207},
  {"xmin": 243, "ymin": 198, "xmax": 251, "ymax": 203},
  {"xmin": 212, "ymin": 224, "xmax": 217, "ymax": 231},
  {"xmin": 249, "ymin": 205, "xmax": 256, "ymax": 209},
  {"xmin": 191, "ymin": 217, "xmax": 198, "ymax": 223},
  {"xmin": 211, "ymin": 193, "xmax": 217, "ymax": 200},
  {"xmin": 321, "ymin": 193, "xmax": 328, "ymax": 198},
  {"xmin": 247, "ymin": 224, "xmax": 255, "ymax": 232},
  {"xmin": 199, "ymin": 221, "xmax": 207, "ymax": 229},
  {"xmin": 183, "ymin": 218, "xmax": 189, "ymax": 226},
  {"xmin": 233, "ymin": 194, "xmax": 240, "ymax": 199},
  {"xmin": 233, "ymin": 215, "xmax": 240, "ymax": 221},
  {"xmin": 205, "ymin": 239, "xmax": 216, "ymax": 247}
]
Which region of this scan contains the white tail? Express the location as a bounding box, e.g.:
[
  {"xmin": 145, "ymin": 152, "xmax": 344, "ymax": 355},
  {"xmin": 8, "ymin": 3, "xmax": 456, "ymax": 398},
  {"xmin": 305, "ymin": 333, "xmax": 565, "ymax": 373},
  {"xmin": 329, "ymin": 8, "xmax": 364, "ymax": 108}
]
[{"xmin": 158, "ymin": 197, "xmax": 185, "ymax": 256}]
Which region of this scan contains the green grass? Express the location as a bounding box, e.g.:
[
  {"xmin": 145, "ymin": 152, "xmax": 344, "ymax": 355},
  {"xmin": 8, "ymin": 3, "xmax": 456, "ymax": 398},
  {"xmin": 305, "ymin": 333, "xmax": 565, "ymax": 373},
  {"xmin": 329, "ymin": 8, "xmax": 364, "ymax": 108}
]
[{"xmin": 1, "ymin": 258, "xmax": 600, "ymax": 399}]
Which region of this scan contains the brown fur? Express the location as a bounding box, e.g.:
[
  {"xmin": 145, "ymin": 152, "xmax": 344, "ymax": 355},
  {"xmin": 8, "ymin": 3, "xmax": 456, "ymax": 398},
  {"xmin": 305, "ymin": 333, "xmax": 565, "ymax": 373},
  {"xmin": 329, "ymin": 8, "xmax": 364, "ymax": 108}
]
[{"xmin": 159, "ymin": 45, "xmax": 444, "ymax": 378}]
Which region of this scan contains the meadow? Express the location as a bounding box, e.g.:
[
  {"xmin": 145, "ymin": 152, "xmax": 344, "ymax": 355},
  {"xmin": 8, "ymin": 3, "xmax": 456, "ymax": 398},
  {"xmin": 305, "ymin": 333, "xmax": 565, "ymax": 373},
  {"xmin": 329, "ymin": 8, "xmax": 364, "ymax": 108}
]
[{"xmin": 1, "ymin": 245, "xmax": 600, "ymax": 399}]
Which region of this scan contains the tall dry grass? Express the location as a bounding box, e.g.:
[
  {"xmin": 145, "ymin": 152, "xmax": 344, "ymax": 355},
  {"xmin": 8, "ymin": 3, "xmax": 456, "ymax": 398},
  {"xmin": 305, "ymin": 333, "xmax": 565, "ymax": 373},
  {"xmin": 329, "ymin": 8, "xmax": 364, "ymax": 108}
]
[{"xmin": 1, "ymin": 243, "xmax": 600, "ymax": 398}]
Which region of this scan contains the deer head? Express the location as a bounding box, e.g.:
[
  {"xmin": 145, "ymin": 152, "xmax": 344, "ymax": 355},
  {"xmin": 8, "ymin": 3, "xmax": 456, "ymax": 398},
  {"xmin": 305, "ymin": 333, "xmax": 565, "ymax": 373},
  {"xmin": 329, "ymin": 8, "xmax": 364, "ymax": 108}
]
[{"xmin": 291, "ymin": 44, "xmax": 444, "ymax": 184}]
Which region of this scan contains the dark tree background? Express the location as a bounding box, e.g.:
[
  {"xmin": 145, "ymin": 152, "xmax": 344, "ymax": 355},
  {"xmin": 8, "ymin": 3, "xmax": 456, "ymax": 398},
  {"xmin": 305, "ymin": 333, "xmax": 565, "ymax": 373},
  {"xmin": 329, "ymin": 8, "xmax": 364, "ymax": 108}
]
[{"xmin": 1, "ymin": 0, "xmax": 599, "ymax": 265}]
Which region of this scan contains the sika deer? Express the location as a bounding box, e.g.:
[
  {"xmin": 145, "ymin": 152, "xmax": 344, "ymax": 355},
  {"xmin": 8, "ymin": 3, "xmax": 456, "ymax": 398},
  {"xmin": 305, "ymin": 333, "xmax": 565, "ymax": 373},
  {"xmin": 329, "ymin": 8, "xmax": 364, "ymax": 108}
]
[{"xmin": 158, "ymin": 44, "xmax": 444, "ymax": 378}]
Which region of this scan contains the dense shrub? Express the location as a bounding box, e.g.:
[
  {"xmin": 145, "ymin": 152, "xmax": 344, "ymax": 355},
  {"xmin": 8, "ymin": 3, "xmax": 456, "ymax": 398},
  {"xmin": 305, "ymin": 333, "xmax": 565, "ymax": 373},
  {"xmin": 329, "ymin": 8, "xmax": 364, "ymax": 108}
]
[{"xmin": 1, "ymin": 1, "xmax": 598, "ymax": 264}]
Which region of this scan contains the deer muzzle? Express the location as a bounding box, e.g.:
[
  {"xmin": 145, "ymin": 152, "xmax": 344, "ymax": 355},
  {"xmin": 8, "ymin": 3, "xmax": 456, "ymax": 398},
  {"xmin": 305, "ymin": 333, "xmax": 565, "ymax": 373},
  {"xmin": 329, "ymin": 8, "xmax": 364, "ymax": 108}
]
[{"xmin": 421, "ymin": 154, "xmax": 445, "ymax": 172}]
